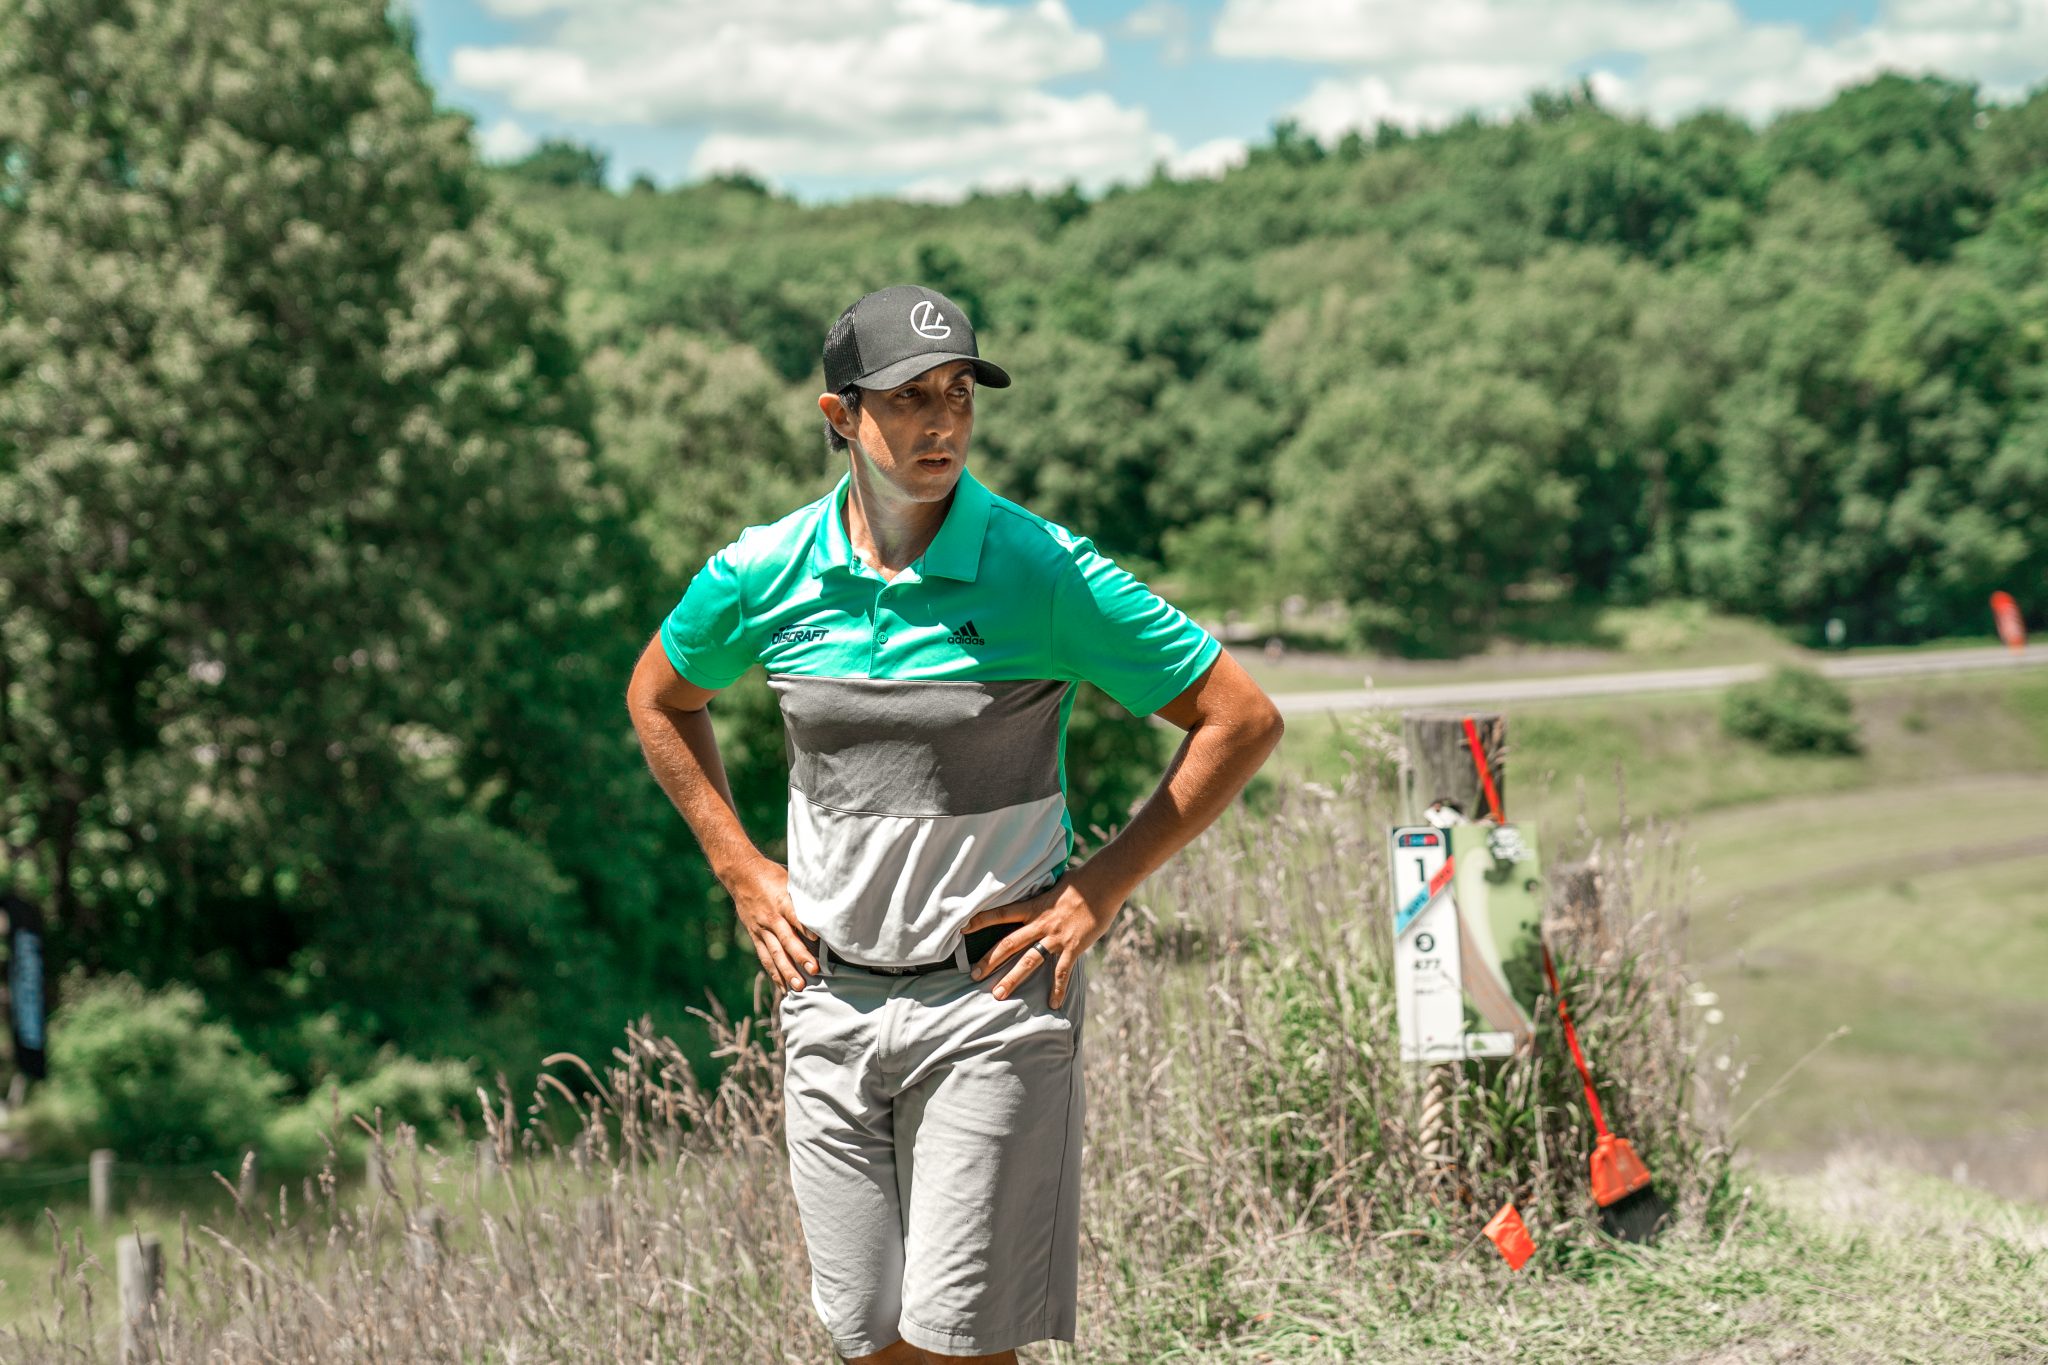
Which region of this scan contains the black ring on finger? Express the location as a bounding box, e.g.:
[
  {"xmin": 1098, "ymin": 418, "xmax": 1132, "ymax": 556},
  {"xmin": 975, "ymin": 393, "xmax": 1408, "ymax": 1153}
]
[{"xmin": 1029, "ymin": 942, "xmax": 1055, "ymax": 966}]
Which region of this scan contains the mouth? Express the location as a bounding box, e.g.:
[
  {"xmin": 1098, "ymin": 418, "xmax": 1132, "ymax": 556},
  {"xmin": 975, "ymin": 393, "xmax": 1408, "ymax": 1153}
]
[{"xmin": 916, "ymin": 453, "xmax": 953, "ymax": 469}]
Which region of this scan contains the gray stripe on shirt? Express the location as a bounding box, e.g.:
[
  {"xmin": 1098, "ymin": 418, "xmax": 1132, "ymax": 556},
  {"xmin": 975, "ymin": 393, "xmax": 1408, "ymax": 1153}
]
[{"xmin": 768, "ymin": 675, "xmax": 1069, "ymax": 818}]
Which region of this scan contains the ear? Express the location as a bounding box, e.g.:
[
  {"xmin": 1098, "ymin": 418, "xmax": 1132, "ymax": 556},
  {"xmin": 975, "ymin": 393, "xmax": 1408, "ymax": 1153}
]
[{"xmin": 819, "ymin": 391, "xmax": 858, "ymax": 442}]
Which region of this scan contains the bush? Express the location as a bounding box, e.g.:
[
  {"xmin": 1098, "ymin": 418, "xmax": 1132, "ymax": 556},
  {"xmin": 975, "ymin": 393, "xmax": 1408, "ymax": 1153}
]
[
  {"xmin": 1721, "ymin": 665, "xmax": 1862, "ymax": 754},
  {"xmin": 17, "ymin": 971, "xmax": 479, "ymax": 1173},
  {"xmin": 17, "ymin": 973, "xmax": 285, "ymax": 1165},
  {"xmin": 264, "ymin": 1054, "xmax": 477, "ymax": 1172}
]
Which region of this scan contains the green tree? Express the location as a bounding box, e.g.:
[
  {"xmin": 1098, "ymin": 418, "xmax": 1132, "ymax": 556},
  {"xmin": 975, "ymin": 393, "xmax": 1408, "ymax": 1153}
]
[
  {"xmin": 585, "ymin": 329, "xmax": 821, "ymax": 581},
  {"xmin": 18, "ymin": 974, "xmax": 285, "ymax": 1165},
  {"xmin": 504, "ymin": 137, "xmax": 609, "ymax": 190},
  {"xmin": 1682, "ymin": 175, "xmax": 2045, "ymax": 640},
  {"xmin": 969, "ymin": 332, "xmax": 1180, "ymax": 560},
  {"xmin": 1758, "ymin": 73, "xmax": 1990, "ymax": 261},
  {"xmin": 1978, "ymin": 86, "xmax": 2048, "ymax": 196},
  {"xmin": 0, "ymin": 0, "xmax": 724, "ymax": 1085},
  {"xmin": 1274, "ymin": 370, "xmax": 1579, "ymax": 653}
]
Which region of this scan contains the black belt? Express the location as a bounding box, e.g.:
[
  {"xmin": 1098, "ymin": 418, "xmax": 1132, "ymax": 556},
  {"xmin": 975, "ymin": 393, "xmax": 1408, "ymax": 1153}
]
[{"xmin": 825, "ymin": 922, "xmax": 1014, "ymax": 977}]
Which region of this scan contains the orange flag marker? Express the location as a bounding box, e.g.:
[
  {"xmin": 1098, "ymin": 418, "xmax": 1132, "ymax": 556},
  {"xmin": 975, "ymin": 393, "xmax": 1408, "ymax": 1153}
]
[
  {"xmin": 1991, "ymin": 591, "xmax": 2026, "ymax": 652},
  {"xmin": 1484, "ymin": 1201, "xmax": 1535, "ymax": 1270}
]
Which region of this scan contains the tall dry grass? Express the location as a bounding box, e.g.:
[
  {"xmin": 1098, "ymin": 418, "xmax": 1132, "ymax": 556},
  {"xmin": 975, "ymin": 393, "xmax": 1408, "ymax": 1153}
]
[{"xmin": 13, "ymin": 740, "xmax": 1731, "ymax": 1362}]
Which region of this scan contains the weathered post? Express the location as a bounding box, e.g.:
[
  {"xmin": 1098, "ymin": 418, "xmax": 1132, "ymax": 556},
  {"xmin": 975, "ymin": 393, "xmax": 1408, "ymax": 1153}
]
[
  {"xmin": 118, "ymin": 1232, "xmax": 163, "ymax": 1363},
  {"xmin": 577, "ymin": 1195, "xmax": 614, "ymax": 1259},
  {"xmin": 406, "ymin": 1207, "xmax": 446, "ymax": 1271},
  {"xmin": 237, "ymin": 1146, "xmax": 259, "ymax": 1208},
  {"xmin": 89, "ymin": 1149, "xmax": 116, "ymax": 1225},
  {"xmin": 474, "ymin": 1138, "xmax": 499, "ymax": 1187},
  {"xmin": 1399, "ymin": 712, "xmax": 1508, "ymax": 1191},
  {"xmin": 1401, "ymin": 712, "xmax": 1505, "ymax": 825}
]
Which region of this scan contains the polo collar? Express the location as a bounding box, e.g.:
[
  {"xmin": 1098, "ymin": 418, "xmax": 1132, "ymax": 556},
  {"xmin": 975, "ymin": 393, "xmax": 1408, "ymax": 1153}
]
[{"xmin": 809, "ymin": 465, "xmax": 992, "ymax": 583}]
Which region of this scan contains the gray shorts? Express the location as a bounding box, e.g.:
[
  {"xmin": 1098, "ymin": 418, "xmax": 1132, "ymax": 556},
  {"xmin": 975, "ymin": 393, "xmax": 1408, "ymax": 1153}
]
[{"xmin": 779, "ymin": 946, "xmax": 1088, "ymax": 1358}]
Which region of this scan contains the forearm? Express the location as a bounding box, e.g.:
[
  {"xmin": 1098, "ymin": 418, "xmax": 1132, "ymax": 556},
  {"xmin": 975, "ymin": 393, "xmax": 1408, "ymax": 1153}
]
[
  {"xmin": 1073, "ymin": 713, "xmax": 1282, "ymax": 905},
  {"xmin": 628, "ymin": 697, "xmax": 772, "ymax": 891}
]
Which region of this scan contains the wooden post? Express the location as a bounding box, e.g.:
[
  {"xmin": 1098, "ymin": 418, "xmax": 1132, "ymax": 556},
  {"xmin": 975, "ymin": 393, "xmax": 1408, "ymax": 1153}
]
[
  {"xmin": 1550, "ymin": 857, "xmax": 1605, "ymax": 953},
  {"xmin": 363, "ymin": 1145, "xmax": 386, "ymax": 1207},
  {"xmin": 474, "ymin": 1138, "xmax": 499, "ymax": 1187},
  {"xmin": 1401, "ymin": 711, "xmax": 1505, "ymax": 824},
  {"xmin": 237, "ymin": 1146, "xmax": 259, "ymax": 1208},
  {"xmin": 406, "ymin": 1207, "xmax": 445, "ymax": 1271},
  {"xmin": 118, "ymin": 1232, "xmax": 163, "ymax": 1363},
  {"xmin": 577, "ymin": 1196, "xmax": 613, "ymax": 1257},
  {"xmin": 90, "ymin": 1149, "xmax": 116, "ymax": 1224},
  {"xmin": 1400, "ymin": 711, "xmax": 1508, "ymax": 1193}
]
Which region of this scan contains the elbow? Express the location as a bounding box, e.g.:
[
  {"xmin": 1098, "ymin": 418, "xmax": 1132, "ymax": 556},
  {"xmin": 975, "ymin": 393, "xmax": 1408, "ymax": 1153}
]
[
  {"xmin": 1222, "ymin": 698, "xmax": 1284, "ymax": 757},
  {"xmin": 1245, "ymin": 703, "xmax": 1277, "ymax": 757}
]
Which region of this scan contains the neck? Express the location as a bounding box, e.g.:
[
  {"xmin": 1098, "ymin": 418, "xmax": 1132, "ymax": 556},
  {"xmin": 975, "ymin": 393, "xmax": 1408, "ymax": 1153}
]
[{"xmin": 845, "ymin": 456, "xmax": 954, "ymax": 577}]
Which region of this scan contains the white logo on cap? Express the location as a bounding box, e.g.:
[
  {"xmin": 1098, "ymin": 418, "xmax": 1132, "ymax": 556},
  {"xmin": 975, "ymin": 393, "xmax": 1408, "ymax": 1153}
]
[{"xmin": 909, "ymin": 300, "xmax": 953, "ymax": 340}]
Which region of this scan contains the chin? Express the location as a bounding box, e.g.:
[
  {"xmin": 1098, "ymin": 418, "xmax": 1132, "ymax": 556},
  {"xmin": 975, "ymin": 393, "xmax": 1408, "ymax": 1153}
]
[{"xmin": 905, "ymin": 460, "xmax": 963, "ymax": 492}]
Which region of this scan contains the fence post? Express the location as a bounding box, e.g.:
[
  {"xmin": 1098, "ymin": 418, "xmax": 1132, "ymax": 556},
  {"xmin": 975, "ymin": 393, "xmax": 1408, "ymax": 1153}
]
[
  {"xmin": 237, "ymin": 1146, "xmax": 259, "ymax": 1208},
  {"xmin": 118, "ymin": 1232, "xmax": 163, "ymax": 1363},
  {"xmin": 474, "ymin": 1138, "xmax": 498, "ymax": 1187},
  {"xmin": 90, "ymin": 1149, "xmax": 116, "ymax": 1225},
  {"xmin": 577, "ymin": 1196, "xmax": 613, "ymax": 1257},
  {"xmin": 406, "ymin": 1206, "xmax": 445, "ymax": 1271},
  {"xmin": 1400, "ymin": 711, "xmax": 1505, "ymax": 825}
]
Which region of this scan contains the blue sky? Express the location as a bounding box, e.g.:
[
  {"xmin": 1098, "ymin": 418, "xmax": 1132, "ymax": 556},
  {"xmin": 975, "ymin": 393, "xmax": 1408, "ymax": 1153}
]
[{"xmin": 404, "ymin": 0, "xmax": 2043, "ymax": 201}]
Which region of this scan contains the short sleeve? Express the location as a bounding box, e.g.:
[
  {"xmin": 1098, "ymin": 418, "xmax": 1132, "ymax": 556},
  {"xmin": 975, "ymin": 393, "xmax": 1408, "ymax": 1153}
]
[
  {"xmin": 1052, "ymin": 535, "xmax": 1222, "ymax": 716},
  {"xmin": 660, "ymin": 538, "xmax": 756, "ymax": 689}
]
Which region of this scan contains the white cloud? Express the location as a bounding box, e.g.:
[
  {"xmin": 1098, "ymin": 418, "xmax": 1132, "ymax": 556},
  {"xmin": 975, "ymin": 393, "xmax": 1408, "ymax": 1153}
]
[
  {"xmin": 1167, "ymin": 136, "xmax": 1249, "ymax": 179},
  {"xmin": 475, "ymin": 116, "xmax": 539, "ymax": 162},
  {"xmin": 449, "ymin": 0, "xmax": 1181, "ymax": 192},
  {"xmin": 1214, "ymin": 0, "xmax": 2048, "ymax": 134},
  {"xmin": 1216, "ymin": 0, "xmax": 1741, "ymax": 68},
  {"xmin": 699, "ymin": 89, "xmax": 1171, "ymax": 195},
  {"xmin": 1123, "ymin": 0, "xmax": 1194, "ymax": 64}
]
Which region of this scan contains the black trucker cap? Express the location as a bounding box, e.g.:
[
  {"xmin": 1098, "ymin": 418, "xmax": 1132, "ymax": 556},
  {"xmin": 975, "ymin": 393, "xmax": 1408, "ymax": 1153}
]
[{"xmin": 823, "ymin": 284, "xmax": 1012, "ymax": 392}]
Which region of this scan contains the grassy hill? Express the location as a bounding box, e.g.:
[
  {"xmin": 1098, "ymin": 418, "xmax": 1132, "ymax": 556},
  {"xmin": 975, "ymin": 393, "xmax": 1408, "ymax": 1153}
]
[{"xmin": 1264, "ymin": 662, "xmax": 2048, "ymax": 1204}]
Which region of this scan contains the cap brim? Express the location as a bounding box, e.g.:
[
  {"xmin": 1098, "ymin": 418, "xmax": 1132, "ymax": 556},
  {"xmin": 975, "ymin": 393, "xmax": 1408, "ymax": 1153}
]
[{"xmin": 856, "ymin": 352, "xmax": 1011, "ymax": 391}]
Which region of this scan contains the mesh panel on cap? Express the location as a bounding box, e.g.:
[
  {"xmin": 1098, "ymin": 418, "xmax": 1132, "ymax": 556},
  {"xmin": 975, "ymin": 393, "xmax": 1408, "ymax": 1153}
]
[{"xmin": 823, "ymin": 309, "xmax": 866, "ymax": 391}]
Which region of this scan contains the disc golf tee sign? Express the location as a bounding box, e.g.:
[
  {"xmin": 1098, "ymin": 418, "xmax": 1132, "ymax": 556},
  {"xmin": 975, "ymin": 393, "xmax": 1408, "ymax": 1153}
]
[{"xmin": 1389, "ymin": 824, "xmax": 1545, "ymax": 1063}]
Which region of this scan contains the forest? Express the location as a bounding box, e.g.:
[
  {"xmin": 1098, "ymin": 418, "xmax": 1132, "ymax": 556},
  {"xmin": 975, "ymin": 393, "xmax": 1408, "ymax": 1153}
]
[{"xmin": 2, "ymin": 0, "xmax": 2045, "ymax": 1164}]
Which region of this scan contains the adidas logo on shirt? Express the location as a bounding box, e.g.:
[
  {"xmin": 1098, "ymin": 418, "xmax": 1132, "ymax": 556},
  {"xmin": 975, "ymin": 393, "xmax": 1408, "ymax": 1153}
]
[{"xmin": 945, "ymin": 619, "xmax": 986, "ymax": 646}]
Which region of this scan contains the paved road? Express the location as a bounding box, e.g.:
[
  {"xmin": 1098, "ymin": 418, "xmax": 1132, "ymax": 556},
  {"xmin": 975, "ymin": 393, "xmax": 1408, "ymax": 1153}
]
[{"xmin": 1266, "ymin": 643, "xmax": 2048, "ymax": 716}]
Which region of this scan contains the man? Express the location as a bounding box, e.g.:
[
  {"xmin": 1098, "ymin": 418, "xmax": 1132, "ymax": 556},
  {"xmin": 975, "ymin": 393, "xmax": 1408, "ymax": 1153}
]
[{"xmin": 625, "ymin": 284, "xmax": 1283, "ymax": 1363}]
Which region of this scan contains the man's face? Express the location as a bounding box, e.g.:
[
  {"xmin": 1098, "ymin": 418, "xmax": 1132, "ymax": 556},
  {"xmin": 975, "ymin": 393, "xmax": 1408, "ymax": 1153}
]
[{"xmin": 824, "ymin": 359, "xmax": 976, "ymax": 501}]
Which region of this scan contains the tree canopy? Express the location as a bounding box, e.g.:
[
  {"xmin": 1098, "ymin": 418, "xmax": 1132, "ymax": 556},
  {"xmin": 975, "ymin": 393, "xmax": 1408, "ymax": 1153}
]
[{"xmin": 3, "ymin": 0, "xmax": 2042, "ymax": 1138}]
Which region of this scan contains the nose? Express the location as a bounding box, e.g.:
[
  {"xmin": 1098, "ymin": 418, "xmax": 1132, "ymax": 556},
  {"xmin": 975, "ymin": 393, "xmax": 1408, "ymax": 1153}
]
[{"xmin": 924, "ymin": 396, "xmax": 956, "ymax": 442}]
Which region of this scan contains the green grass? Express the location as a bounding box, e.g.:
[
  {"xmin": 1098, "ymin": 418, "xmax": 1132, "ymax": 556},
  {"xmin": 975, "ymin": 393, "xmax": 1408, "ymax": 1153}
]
[
  {"xmin": 1270, "ymin": 670, "xmax": 2048, "ymax": 839},
  {"xmin": 1265, "ymin": 668, "xmax": 2048, "ymax": 1201},
  {"xmin": 1687, "ymin": 789, "xmax": 2048, "ymax": 1158},
  {"xmin": 1152, "ymin": 1155, "xmax": 2047, "ymax": 1363},
  {"xmin": 0, "ymin": 1163, "xmax": 382, "ymax": 1328}
]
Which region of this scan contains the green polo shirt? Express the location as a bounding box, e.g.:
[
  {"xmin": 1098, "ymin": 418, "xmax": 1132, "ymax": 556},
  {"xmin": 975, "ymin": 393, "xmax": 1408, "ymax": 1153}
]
[{"xmin": 660, "ymin": 464, "xmax": 1221, "ymax": 967}]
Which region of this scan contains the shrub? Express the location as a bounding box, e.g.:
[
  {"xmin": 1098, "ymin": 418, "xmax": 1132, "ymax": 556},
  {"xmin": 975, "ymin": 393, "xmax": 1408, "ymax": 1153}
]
[
  {"xmin": 16, "ymin": 973, "xmax": 285, "ymax": 1165},
  {"xmin": 264, "ymin": 1053, "xmax": 477, "ymax": 1172},
  {"xmin": 1721, "ymin": 665, "xmax": 1862, "ymax": 754}
]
